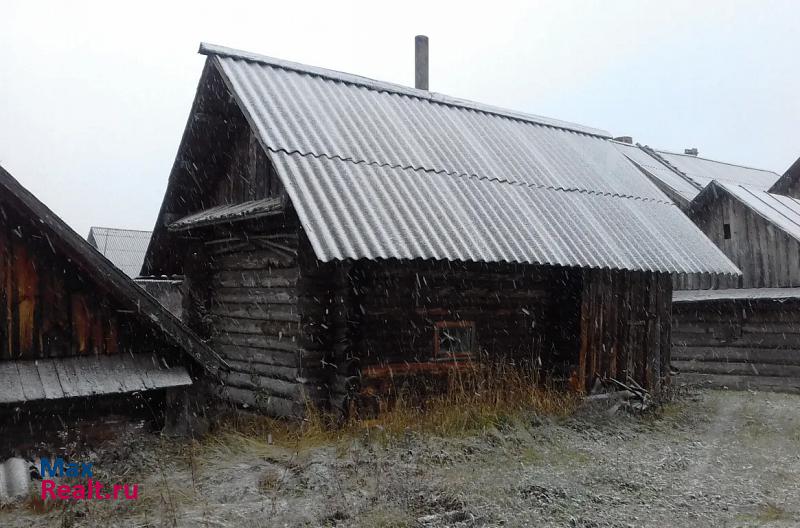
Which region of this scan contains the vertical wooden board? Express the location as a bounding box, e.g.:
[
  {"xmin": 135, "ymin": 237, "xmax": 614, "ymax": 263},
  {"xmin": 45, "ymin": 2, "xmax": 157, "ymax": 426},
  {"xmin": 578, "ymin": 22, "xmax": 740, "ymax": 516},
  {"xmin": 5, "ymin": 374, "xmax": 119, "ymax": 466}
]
[
  {"xmin": 36, "ymin": 360, "xmax": 65, "ymax": 400},
  {"xmin": 70, "ymin": 293, "xmax": 90, "ymax": 355},
  {"xmin": 0, "ymin": 361, "xmax": 25, "ymax": 403},
  {"xmin": 116, "ymin": 354, "xmax": 146, "ymax": 393},
  {"xmin": 95, "ymin": 355, "xmax": 125, "ymax": 394},
  {"xmin": 0, "ymin": 224, "xmax": 8, "ymax": 360},
  {"xmin": 16, "ymin": 361, "xmax": 46, "ymax": 401},
  {"xmin": 72, "ymin": 355, "xmax": 101, "ymax": 396},
  {"xmin": 105, "ymin": 314, "xmax": 119, "ymax": 355},
  {"xmin": 54, "ymin": 358, "xmax": 81, "ymax": 397},
  {"xmin": 135, "ymin": 354, "xmax": 158, "ymax": 390},
  {"xmin": 13, "ymin": 241, "xmax": 38, "ymax": 358},
  {"xmin": 39, "ymin": 270, "xmax": 70, "ymax": 357}
]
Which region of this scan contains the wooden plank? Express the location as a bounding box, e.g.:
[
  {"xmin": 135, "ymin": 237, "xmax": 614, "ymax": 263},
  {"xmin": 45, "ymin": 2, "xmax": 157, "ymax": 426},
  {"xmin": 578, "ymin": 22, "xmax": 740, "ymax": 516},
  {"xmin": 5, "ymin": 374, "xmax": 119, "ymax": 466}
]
[
  {"xmin": 134, "ymin": 354, "xmax": 158, "ymax": 391},
  {"xmin": 53, "ymin": 359, "xmax": 81, "ymax": 398},
  {"xmin": 214, "ymin": 333, "xmax": 299, "ymax": 352},
  {"xmin": 71, "ymin": 356, "xmax": 100, "ymax": 396},
  {"xmin": 213, "ymin": 268, "xmax": 298, "ymax": 288},
  {"xmin": 36, "ymin": 360, "xmax": 65, "ymax": 399},
  {"xmin": 218, "ymin": 386, "xmax": 301, "ymax": 417},
  {"xmin": 0, "ymin": 361, "xmax": 25, "ymax": 403},
  {"xmin": 214, "ymin": 287, "xmax": 297, "ymax": 305},
  {"xmin": 671, "ymin": 346, "xmax": 800, "ymax": 365},
  {"xmin": 95, "ymin": 355, "xmax": 125, "ymax": 394},
  {"xmin": 674, "ymin": 360, "xmax": 800, "ymax": 377},
  {"xmin": 16, "ymin": 361, "xmax": 46, "ymax": 401},
  {"xmin": 677, "ymin": 373, "xmax": 800, "ymax": 394},
  {"xmin": 115, "ymin": 354, "xmax": 147, "ymax": 393}
]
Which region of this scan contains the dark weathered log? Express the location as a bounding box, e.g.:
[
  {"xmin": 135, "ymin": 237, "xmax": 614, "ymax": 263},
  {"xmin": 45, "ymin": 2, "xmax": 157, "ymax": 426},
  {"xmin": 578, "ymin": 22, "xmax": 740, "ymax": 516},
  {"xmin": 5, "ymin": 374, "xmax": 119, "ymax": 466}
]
[
  {"xmin": 214, "ymin": 287, "xmax": 297, "ymax": 305},
  {"xmin": 677, "ymin": 373, "xmax": 800, "ymax": 393},
  {"xmin": 213, "ymin": 268, "xmax": 298, "ymax": 288},
  {"xmin": 671, "ymin": 346, "xmax": 800, "ymax": 365},
  {"xmin": 221, "ymin": 370, "xmax": 321, "ymax": 400},
  {"xmin": 218, "ymin": 386, "xmax": 302, "ymax": 417},
  {"xmin": 216, "ymin": 343, "xmax": 323, "ymax": 367},
  {"xmin": 225, "ymin": 359, "xmax": 301, "ymax": 382},
  {"xmin": 209, "ymin": 302, "xmax": 299, "ymax": 321},
  {"xmin": 214, "ymin": 332, "xmax": 299, "ymax": 352},
  {"xmin": 672, "ymin": 360, "xmax": 800, "ymax": 378}
]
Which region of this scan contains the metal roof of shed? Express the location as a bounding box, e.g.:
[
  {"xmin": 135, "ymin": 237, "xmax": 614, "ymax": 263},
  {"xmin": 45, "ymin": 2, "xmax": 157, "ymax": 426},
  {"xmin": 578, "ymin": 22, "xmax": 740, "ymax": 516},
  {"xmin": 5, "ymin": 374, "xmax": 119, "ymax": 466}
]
[
  {"xmin": 674, "ymin": 287, "xmax": 800, "ymax": 303},
  {"xmin": 697, "ymin": 181, "xmax": 800, "ymax": 244},
  {"xmin": 87, "ymin": 227, "xmax": 151, "ymax": 278},
  {"xmin": 653, "ymin": 149, "xmax": 780, "ymax": 192},
  {"xmin": 146, "ymin": 44, "xmax": 741, "ymax": 277},
  {"xmin": 613, "ymin": 142, "xmax": 701, "ymax": 204}
]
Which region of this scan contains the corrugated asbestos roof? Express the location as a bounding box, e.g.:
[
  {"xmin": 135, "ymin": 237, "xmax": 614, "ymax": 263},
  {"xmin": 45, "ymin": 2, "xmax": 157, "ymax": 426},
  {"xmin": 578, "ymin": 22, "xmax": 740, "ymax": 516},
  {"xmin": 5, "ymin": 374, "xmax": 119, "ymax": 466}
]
[
  {"xmin": 0, "ymin": 354, "xmax": 191, "ymax": 404},
  {"xmin": 270, "ymin": 150, "xmax": 735, "ymax": 273},
  {"xmin": 674, "ymin": 287, "xmax": 800, "ymax": 303},
  {"xmin": 613, "ymin": 142, "xmax": 701, "ymax": 203},
  {"xmin": 87, "ymin": 227, "xmax": 152, "ymax": 278},
  {"xmin": 169, "ymin": 197, "xmax": 283, "ymax": 231},
  {"xmin": 654, "ymin": 150, "xmax": 780, "ymax": 191},
  {"xmin": 162, "ymin": 44, "xmax": 739, "ymax": 275},
  {"xmin": 706, "ymin": 181, "xmax": 800, "ymax": 243}
]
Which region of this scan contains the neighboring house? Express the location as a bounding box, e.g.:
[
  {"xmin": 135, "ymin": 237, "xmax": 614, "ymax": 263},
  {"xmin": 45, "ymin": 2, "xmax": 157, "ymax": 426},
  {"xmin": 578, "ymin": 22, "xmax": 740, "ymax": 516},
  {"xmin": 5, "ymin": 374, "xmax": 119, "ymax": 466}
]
[
  {"xmin": 0, "ymin": 164, "xmax": 221, "ymax": 443},
  {"xmin": 142, "ymin": 43, "xmax": 738, "ymax": 416},
  {"xmin": 614, "ymin": 140, "xmax": 781, "ymax": 210},
  {"xmin": 87, "ymin": 226, "xmax": 152, "ymax": 278},
  {"xmin": 615, "ymin": 142, "xmax": 800, "ymax": 392}
]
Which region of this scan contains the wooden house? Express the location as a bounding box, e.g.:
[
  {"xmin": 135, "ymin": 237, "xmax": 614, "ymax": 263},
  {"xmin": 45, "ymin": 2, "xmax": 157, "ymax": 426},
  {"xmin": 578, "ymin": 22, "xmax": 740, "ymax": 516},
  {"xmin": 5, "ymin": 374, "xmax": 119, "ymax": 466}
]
[
  {"xmin": 0, "ymin": 164, "xmax": 221, "ymax": 433},
  {"xmin": 142, "ymin": 43, "xmax": 739, "ymax": 416},
  {"xmin": 614, "ymin": 143, "xmax": 800, "ymax": 392}
]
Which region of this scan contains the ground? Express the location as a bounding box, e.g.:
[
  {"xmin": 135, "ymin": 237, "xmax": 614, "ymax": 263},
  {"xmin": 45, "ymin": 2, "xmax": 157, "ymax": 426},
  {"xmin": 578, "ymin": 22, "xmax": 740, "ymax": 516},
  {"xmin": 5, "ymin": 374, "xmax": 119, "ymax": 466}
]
[{"xmin": 2, "ymin": 389, "xmax": 800, "ymax": 527}]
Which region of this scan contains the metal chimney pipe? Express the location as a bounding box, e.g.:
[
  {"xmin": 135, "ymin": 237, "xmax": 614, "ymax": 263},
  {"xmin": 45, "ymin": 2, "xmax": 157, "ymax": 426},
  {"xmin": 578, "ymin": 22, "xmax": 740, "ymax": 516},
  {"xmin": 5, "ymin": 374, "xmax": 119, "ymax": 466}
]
[{"xmin": 415, "ymin": 35, "xmax": 429, "ymax": 90}]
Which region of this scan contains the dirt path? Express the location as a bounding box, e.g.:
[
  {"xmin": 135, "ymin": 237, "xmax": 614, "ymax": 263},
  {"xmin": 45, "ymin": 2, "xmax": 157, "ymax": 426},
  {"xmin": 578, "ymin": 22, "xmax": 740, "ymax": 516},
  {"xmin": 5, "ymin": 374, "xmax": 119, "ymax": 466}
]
[{"xmin": 2, "ymin": 389, "xmax": 800, "ymax": 527}]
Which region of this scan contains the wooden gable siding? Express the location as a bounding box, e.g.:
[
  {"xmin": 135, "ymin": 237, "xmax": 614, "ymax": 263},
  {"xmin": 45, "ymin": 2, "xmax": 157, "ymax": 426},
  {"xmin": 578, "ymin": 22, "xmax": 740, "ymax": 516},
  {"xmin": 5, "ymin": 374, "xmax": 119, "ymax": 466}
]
[
  {"xmin": 214, "ymin": 128, "xmax": 283, "ymax": 207},
  {"xmin": 678, "ymin": 194, "xmax": 800, "ymax": 289},
  {"xmin": 0, "ymin": 216, "xmax": 121, "ymax": 359}
]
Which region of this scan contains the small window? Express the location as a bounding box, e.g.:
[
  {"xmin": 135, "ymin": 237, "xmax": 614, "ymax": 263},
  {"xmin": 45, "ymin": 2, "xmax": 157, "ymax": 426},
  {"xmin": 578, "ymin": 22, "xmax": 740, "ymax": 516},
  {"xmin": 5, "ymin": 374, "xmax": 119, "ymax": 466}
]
[
  {"xmin": 723, "ymin": 223, "xmax": 731, "ymax": 239},
  {"xmin": 434, "ymin": 321, "xmax": 475, "ymax": 360}
]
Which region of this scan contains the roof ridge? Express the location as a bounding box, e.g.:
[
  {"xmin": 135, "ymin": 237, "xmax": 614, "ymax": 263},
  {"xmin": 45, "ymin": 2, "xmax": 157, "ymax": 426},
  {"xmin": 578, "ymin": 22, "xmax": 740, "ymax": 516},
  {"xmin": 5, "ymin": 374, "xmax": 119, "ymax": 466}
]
[
  {"xmin": 641, "ymin": 146, "xmax": 705, "ymax": 190},
  {"xmin": 267, "ymin": 146, "xmax": 675, "ymax": 205},
  {"xmin": 200, "ymin": 42, "xmax": 610, "ymax": 139},
  {"xmin": 655, "ymin": 149, "xmax": 779, "ymax": 175}
]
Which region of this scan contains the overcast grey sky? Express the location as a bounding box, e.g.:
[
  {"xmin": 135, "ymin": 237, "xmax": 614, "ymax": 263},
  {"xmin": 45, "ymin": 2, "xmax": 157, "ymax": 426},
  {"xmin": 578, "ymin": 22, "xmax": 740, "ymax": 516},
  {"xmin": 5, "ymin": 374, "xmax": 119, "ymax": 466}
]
[{"xmin": 1, "ymin": 0, "xmax": 798, "ymax": 237}]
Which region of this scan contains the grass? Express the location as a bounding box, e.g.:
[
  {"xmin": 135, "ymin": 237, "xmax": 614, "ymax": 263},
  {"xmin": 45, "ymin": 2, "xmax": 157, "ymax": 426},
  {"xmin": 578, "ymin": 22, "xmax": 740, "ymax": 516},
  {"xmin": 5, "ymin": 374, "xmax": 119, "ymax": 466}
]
[{"xmin": 203, "ymin": 359, "xmax": 579, "ymax": 454}]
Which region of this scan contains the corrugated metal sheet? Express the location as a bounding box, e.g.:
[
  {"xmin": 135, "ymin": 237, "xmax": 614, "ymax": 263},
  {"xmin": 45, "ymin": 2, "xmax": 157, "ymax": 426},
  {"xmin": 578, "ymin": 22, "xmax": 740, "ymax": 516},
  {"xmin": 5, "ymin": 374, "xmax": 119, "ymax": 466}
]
[
  {"xmin": 208, "ymin": 45, "xmax": 664, "ymax": 201},
  {"xmin": 674, "ymin": 287, "xmax": 800, "ymax": 303},
  {"xmin": 270, "ymin": 150, "xmax": 738, "ymax": 274},
  {"xmin": 655, "ymin": 150, "xmax": 780, "ymax": 190},
  {"xmin": 0, "ymin": 354, "xmax": 192, "ymax": 404},
  {"xmin": 87, "ymin": 227, "xmax": 152, "ymax": 278},
  {"xmin": 169, "ymin": 197, "xmax": 283, "ymax": 231},
  {"xmin": 613, "ymin": 142, "xmax": 701, "ymax": 203},
  {"xmin": 712, "ymin": 181, "xmax": 800, "ymax": 243},
  {"xmin": 195, "ymin": 43, "xmax": 739, "ymax": 275}
]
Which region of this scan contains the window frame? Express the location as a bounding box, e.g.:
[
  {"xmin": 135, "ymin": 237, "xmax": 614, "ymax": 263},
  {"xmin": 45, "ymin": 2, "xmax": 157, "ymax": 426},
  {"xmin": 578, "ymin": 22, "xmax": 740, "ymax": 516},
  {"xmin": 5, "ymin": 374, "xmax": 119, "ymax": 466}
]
[{"xmin": 433, "ymin": 320, "xmax": 476, "ymax": 361}]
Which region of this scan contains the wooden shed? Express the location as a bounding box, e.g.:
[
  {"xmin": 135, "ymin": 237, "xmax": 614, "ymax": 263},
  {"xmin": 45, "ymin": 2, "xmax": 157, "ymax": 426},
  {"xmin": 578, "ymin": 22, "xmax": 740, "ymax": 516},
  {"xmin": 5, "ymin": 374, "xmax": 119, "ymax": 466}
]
[
  {"xmin": 0, "ymin": 164, "xmax": 221, "ymax": 424},
  {"xmin": 143, "ymin": 43, "xmax": 739, "ymax": 417}
]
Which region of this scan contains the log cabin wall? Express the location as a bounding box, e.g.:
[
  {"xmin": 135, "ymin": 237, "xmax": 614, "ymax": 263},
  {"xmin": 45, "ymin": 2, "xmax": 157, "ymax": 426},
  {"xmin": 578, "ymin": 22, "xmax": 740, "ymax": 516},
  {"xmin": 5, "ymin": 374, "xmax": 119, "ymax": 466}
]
[
  {"xmin": 180, "ymin": 217, "xmax": 327, "ymax": 417},
  {"xmin": 675, "ymin": 193, "xmax": 800, "ymax": 290},
  {"xmin": 322, "ymin": 258, "xmax": 583, "ymax": 411},
  {"xmin": 672, "ymin": 297, "xmax": 800, "ymax": 392},
  {"xmin": 578, "ymin": 269, "xmax": 672, "ymax": 396},
  {"xmin": 0, "ymin": 206, "xmax": 176, "ymax": 360}
]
